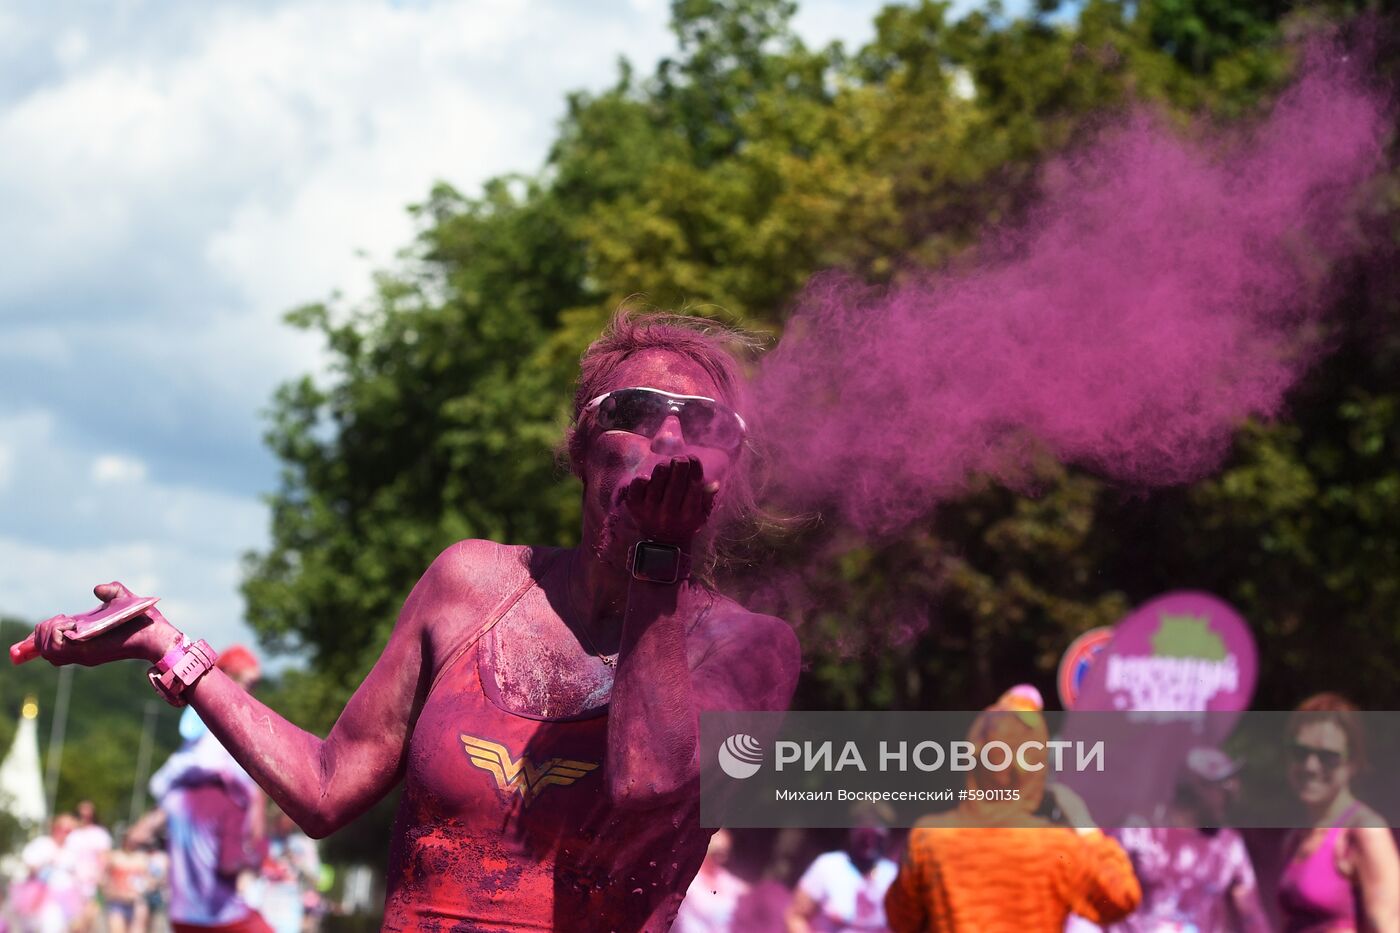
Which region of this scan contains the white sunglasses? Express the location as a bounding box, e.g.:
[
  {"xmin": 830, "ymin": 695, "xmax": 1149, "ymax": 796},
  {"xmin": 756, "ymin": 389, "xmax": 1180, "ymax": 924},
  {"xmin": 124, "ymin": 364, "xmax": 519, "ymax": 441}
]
[{"xmin": 582, "ymin": 387, "xmax": 747, "ymax": 450}]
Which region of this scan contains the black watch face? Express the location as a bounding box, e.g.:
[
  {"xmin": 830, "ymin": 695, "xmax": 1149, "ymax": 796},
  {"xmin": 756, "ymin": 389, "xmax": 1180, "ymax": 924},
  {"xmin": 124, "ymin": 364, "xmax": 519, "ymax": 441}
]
[{"xmin": 633, "ymin": 543, "xmax": 680, "ymax": 582}]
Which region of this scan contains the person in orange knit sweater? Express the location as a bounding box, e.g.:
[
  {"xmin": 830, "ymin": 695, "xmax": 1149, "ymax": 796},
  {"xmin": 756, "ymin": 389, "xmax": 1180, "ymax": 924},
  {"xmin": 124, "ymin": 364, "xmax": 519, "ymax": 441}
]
[{"xmin": 884, "ymin": 685, "xmax": 1142, "ymax": 933}]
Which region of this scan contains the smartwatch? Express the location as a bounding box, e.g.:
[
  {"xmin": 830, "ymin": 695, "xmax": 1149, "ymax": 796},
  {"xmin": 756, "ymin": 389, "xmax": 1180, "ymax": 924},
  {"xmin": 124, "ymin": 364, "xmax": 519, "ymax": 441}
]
[
  {"xmin": 147, "ymin": 637, "xmax": 218, "ymax": 707},
  {"xmin": 628, "ymin": 541, "xmax": 691, "ymax": 584}
]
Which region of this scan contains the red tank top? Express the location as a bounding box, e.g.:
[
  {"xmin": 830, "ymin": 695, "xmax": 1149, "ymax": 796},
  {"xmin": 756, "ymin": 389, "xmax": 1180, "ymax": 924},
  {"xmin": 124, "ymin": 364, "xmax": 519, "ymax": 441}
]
[{"xmin": 382, "ymin": 551, "xmax": 710, "ymax": 932}]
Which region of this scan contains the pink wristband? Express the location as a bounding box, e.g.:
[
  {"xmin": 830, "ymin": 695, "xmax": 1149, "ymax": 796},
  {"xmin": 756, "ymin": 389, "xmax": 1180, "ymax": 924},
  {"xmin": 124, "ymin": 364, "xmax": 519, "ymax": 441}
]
[{"xmin": 147, "ymin": 637, "xmax": 218, "ymax": 707}]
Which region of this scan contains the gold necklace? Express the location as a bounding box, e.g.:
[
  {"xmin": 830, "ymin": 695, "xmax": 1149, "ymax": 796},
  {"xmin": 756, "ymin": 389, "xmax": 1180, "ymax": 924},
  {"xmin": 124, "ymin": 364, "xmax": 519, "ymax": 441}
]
[
  {"xmin": 576, "ymin": 623, "xmax": 618, "ymax": 668},
  {"xmin": 565, "ymin": 551, "xmax": 619, "ymax": 667}
]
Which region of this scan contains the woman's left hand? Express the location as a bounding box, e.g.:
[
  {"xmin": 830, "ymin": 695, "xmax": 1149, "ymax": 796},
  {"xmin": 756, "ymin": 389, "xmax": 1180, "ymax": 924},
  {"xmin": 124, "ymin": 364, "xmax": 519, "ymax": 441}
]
[
  {"xmin": 620, "ymin": 455, "xmax": 718, "ymax": 546},
  {"xmin": 34, "ymin": 582, "xmax": 182, "ymax": 667}
]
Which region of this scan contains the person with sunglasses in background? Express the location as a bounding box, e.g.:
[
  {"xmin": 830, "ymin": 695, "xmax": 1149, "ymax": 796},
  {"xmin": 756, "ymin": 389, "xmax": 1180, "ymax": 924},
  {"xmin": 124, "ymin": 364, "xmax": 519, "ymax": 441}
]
[
  {"xmin": 1279, "ymin": 693, "xmax": 1399, "ymax": 933},
  {"xmin": 31, "ymin": 311, "xmax": 801, "ymax": 933}
]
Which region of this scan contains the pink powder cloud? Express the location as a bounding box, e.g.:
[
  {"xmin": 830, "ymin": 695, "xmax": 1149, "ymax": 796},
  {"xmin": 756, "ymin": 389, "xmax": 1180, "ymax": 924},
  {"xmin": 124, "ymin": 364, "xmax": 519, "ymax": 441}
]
[{"xmin": 752, "ymin": 45, "xmax": 1389, "ymax": 534}]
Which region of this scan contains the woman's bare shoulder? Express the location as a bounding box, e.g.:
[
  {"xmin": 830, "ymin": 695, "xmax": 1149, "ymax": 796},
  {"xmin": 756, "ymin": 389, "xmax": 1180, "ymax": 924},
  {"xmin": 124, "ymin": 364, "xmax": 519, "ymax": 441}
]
[
  {"xmin": 1340, "ymin": 806, "xmax": 1400, "ymax": 877},
  {"xmin": 411, "ymin": 541, "xmax": 543, "ymax": 668},
  {"xmin": 697, "ymin": 592, "xmax": 800, "ymax": 658},
  {"xmin": 691, "ymin": 591, "xmax": 801, "ymax": 710},
  {"xmin": 410, "ymin": 540, "xmax": 535, "ymax": 622},
  {"xmin": 425, "ymin": 539, "xmax": 536, "ymax": 581},
  {"xmin": 1343, "ymin": 802, "xmax": 1398, "ymax": 853},
  {"xmin": 435, "ymin": 538, "xmax": 532, "ymax": 570},
  {"xmin": 1346, "ymin": 801, "xmax": 1388, "ymax": 828}
]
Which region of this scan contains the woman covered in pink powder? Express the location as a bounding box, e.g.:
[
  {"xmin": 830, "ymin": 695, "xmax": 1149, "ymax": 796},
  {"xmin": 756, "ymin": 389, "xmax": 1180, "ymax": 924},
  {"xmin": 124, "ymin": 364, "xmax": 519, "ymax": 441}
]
[
  {"xmin": 1278, "ymin": 693, "xmax": 1399, "ymax": 933},
  {"xmin": 32, "ymin": 312, "xmax": 802, "ymax": 932}
]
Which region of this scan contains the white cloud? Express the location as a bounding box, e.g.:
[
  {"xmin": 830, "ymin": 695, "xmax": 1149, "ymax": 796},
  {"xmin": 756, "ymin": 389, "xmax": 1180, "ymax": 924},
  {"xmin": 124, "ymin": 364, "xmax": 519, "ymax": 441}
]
[
  {"xmin": 0, "ymin": 536, "xmax": 251, "ymax": 657},
  {"xmin": 53, "ymin": 30, "xmax": 91, "ymax": 70},
  {"xmin": 0, "ymin": 408, "xmax": 264, "ymax": 554},
  {"xmin": 0, "ymin": 406, "xmax": 268, "ymax": 660},
  {"xmin": 0, "ymin": 326, "xmax": 71, "ymax": 366},
  {"xmin": 0, "ymin": 0, "xmax": 910, "ymax": 673},
  {"xmin": 0, "ymin": 0, "xmax": 683, "ymax": 444},
  {"xmin": 91, "ymin": 453, "xmax": 148, "ymax": 485},
  {"xmin": 0, "ymin": 0, "xmax": 677, "ymax": 318},
  {"xmin": 793, "ymin": 0, "xmax": 885, "ymax": 49},
  {"xmin": 0, "ymin": 410, "xmax": 57, "ymax": 500}
]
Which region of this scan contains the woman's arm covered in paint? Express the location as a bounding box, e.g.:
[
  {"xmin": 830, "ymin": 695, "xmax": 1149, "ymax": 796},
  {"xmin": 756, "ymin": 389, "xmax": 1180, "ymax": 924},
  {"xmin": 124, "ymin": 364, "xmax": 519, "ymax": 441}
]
[
  {"xmin": 606, "ymin": 456, "xmax": 801, "ymax": 808},
  {"xmin": 1350, "ymin": 823, "xmax": 1400, "ymax": 933},
  {"xmin": 34, "ymin": 542, "xmax": 473, "ymax": 838},
  {"xmin": 605, "ymin": 580, "xmax": 699, "ymax": 807},
  {"xmin": 606, "ymin": 579, "xmax": 799, "ymax": 808}
]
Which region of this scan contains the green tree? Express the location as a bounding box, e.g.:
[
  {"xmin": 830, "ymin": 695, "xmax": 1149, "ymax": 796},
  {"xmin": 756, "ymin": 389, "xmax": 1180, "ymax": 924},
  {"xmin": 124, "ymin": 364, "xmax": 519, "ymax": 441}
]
[
  {"xmin": 244, "ymin": 0, "xmax": 1400, "ymax": 817},
  {"xmin": 0, "ymin": 620, "xmax": 183, "ymax": 839}
]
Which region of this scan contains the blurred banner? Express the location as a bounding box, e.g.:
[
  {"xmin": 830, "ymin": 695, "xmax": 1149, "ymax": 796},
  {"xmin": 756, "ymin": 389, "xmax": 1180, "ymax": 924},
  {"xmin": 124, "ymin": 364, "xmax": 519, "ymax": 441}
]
[
  {"xmin": 1061, "ymin": 591, "xmax": 1259, "ymax": 826},
  {"xmin": 699, "ymin": 711, "xmax": 1399, "ymax": 829},
  {"xmin": 1056, "ymin": 626, "xmax": 1114, "ymax": 710},
  {"xmin": 1074, "ymin": 591, "xmax": 1258, "ymax": 715}
]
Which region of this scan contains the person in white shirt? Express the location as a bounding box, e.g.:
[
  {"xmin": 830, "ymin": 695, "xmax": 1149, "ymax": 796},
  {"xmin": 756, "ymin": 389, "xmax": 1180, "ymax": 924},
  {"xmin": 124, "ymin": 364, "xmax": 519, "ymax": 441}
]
[
  {"xmin": 66, "ymin": 800, "xmax": 113, "ymax": 933},
  {"xmin": 675, "ymin": 830, "xmax": 750, "ymax": 933},
  {"xmin": 786, "ymin": 825, "xmax": 898, "ymax": 933},
  {"xmin": 17, "ymin": 815, "xmax": 81, "ymax": 933},
  {"xmin": 248, "ymin": 808, "xmax": 321, "ymax": 933}
]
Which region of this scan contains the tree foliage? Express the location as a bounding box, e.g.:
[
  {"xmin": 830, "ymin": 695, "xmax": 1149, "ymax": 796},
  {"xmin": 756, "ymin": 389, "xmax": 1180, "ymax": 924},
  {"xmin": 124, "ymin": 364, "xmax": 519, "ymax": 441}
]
[
  {"xmin": 0, "ymin": 620, "xmax": 183, "ymax": 843},
  {"xmin": 244, "ymin": 0, "xmax": 1400, "ymax": 750}
]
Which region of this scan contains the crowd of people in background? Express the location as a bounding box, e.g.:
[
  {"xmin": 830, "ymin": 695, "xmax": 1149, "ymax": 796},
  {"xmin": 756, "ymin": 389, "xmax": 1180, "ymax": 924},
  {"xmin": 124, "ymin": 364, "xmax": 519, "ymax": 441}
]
[
  {"xmin": 5, "ymin": 672, "xmax": 1397, "ymax": 932},
  {"xmin": 0, "ymin": 799, "xmax": 327, "ymax": 933},
  {"xmin": 2, "ymin": 647, "xmax": 331, "ymax": 933},
  {"xmin": 675, "ymin": 689, "xmax": 1399, "ymax": 933}
]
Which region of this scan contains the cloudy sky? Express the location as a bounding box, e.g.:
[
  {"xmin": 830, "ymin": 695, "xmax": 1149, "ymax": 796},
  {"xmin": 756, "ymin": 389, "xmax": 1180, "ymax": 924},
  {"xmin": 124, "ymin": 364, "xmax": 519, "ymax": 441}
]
[{"xmin": 0, "ymin": 0, "xmax": 990, "ymax": 666}]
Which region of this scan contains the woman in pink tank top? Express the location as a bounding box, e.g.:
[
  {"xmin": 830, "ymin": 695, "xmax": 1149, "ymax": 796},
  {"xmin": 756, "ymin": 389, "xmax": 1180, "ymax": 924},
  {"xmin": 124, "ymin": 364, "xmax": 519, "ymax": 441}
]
[
  {"xmin": 1278, "ymin": 693, "xmax": 1399, "ymax": 933},
  {"xmin": 33, "ymin": 312, "xmax": 802, "ymax": 932}
]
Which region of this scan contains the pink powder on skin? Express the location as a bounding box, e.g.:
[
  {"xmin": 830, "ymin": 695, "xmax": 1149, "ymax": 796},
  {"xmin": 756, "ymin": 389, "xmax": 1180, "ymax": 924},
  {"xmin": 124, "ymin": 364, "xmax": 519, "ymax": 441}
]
[{"xmin": 751, "ymin": 46, "xmax": 1388, "ymax": 533}]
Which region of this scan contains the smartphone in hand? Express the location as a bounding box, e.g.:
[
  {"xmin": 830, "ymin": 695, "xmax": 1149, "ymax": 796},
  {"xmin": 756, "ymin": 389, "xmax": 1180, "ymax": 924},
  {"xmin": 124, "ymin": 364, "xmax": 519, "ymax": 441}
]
[{"xmin": 9, "ymin": 594, "xmax": 160, "ymax": 665}]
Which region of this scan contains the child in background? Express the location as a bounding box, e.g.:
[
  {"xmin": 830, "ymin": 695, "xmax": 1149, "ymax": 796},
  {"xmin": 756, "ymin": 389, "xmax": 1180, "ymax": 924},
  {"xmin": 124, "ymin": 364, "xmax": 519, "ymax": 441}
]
[
  {"xmin": 102, "ymin": 829, "xmax": 151, "ymax": 933},
  {"xmin": 250, "ymin": 807, "xmax": 321, "ymax": 933},
  {"xmin": 132, "ymin": 644, "xmax": 272, "ymax": 933}
]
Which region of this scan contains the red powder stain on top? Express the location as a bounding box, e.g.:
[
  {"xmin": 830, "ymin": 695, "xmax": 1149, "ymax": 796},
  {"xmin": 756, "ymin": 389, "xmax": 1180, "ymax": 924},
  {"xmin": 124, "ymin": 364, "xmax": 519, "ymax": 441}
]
[{"xmin": 751, "ymin": 44, "xmax": 1389, "ymax": 533}]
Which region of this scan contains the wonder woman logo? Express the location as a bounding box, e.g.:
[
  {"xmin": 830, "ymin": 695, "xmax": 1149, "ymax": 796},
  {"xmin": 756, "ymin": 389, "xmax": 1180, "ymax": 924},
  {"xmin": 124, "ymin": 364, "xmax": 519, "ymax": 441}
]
[{"xmin": 461, "ymin": 734, "xmax": 599, "ymax": 807}]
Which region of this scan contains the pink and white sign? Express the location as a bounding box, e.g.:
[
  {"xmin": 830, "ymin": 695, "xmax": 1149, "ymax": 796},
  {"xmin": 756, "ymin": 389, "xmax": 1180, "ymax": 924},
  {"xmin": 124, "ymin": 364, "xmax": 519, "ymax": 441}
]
[
  {"xmin": 1061, "ymin": 591, "xmax": 1257, "ymax": 826},
  {"xmin": 1075, "ymin": 590, "xmax": 1257, "ymax": 715}
]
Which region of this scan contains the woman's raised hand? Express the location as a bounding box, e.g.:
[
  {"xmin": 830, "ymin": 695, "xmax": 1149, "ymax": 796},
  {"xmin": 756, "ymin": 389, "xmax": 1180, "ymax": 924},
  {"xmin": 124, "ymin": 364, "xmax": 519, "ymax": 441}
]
[
  {"xmin": 34, "ymin": 581, "xmax": 182, "ymax": 667},
  {"xmin": 619, "ymin": 455, "xmax": 718, "ymax": 546}
]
